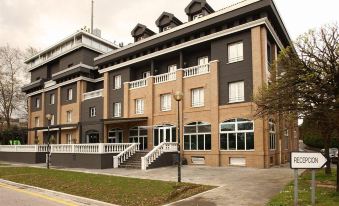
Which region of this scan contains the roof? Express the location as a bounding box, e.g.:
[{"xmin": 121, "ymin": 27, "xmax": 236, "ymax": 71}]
[
  {"xmin": 131, "ymin": 23, "xmax": 156, "ymax": 37},
  {"xmin": 184, "ymin": 0, "xmax": 215, "ymax": 14}
]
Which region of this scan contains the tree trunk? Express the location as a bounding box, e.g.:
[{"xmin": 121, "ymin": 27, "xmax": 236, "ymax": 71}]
[{"xmin": 323, "ymin": 131, "xmax": 332, "ymax": 175}]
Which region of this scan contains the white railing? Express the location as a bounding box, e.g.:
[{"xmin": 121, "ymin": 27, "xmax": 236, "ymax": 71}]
[
  {"xmin": 113, "ymin": 143, "xmax": 140, "ymax": 168},
  {"xmin": 0, "ymin": 145, "xmax": 48, "ymax": 153},
  {"xmin": 141, "ymin": 142, "xmax": 177, "ymax": 170},
  {"xmin": 184, "ymin": 63, "xmax": 210, "ymax": 77},
  {"xmin": 154, "ymin": 71, "xmax": 176, "ymax": 84},
  {"xmin": 129, "ymin": 79, "xmax": 147, "ymax": 89},
  {"xmin": 83, "ymin": 89, "xmax": 103, "ymax": 100},
  {"xmin": 50, "ymin": 143, "xmax": 133, "ymax": 154}
]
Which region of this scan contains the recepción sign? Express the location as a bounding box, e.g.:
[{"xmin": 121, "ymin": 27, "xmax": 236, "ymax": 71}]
[{"xmin": 290, "ymin": 152, "xmax": 327, "ymax": 169}]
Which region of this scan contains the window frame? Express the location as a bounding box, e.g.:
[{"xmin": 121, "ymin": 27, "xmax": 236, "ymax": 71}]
[
  {"xmin": 113, "ymin": 102, "xmax": 122, "ymax": 117},
  {"xmin": 198, "ymin": 56, "xmax": 209, "ymax": 65},
  {"xmin": 269, "ymin": 119, "xmax": 276, "ymax": 150},
  {"xmin": 135, "ymin": 99, "xmax": 144, "ymax": 114},
  {"xmin": 36, "ymin": 98, "xmax": 40, "ymax": 108},
  {"xmin": 114, "ymin": 75, "xmax": 122, "ymax": 89},
  {"xmin": 66, "ymin": 111, "xmax": 72, "ymax": 123},
  {"xmin": 191, "ymin": 87, "xmax": 204, "ymax": 107},
  {"xmin": 67, "ymin": 88, "xmax": 73, "ymax": 101},
  {"xmin": 142, "ymin": 71, "xmax": 151, "ymax": 79},
  {"xmin": 228, "ymin": 41, "xmax": 244, "ymax": 63},
  {"xmin": 184, "ymin": 122, "xmax": 212, "ymax": 151},
  {"xmin": 167, "ymin": 64, "xmax": 177, "ymax": 73},
  {"xmin": 193, "ymin": 13, "xmax": 204, "ymax": 20},
  {"xmin": 228, "ymin": 81, "xmax": 245, "ymax": 103},
  {"xmin": 89, "ymin": 107, "xmax": 96, "ymax": 117},
  {"xmin": 160, "ymin": 93, "xmax": 172, "ymax": 112},
  {"xmin": 50, "ymin": 94, "xmax": 55, "ymax": 105},
  {"xmin": 66, "ymin": 134, "xmax": 72, "ymax": 144}
]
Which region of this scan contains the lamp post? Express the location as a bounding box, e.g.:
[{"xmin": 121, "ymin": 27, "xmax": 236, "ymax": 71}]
[
  {"xmin": 173, "ymin": 91, "xmax": 183, "ymax": 183},
  {"xmin": 45, "ymin": 114, "xmax": 52, "ymax": 169}
]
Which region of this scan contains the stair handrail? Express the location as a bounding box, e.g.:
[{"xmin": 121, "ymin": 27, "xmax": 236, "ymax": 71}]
[
  {"xmin": 141, "ymin": 142, "xmax": 177, "ymax": 170},
  {"xmin": 113, "ymin": 143, "xmax": 140, "ymax": 168}
]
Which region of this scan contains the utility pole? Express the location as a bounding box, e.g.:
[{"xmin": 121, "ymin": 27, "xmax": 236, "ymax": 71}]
[{"xmin": 91, "ymin": 0, "xmax": 94, "ymax": 34}]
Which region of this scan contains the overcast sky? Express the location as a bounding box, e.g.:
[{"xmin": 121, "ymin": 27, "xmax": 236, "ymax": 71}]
[{"xmin": 0, "ymin": 0, "xmax": 338, "ymax": 51}]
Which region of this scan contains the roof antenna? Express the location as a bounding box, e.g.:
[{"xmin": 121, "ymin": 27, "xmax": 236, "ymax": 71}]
[{"xmin": 91, "ymin": 0, "xmax": 94, "ymax": 34}]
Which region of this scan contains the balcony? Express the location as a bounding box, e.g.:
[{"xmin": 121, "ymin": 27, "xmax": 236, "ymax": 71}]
[
  {"xmin": 183, "ymin": 63, "xmax": 210, "ymax": 78},
  {"xmin": 154, "ymin": 71, "xmax": 176, "ymax": 84},
  {"xmin": 129, "ymin": 79, "xmax": 147, "ymax": 89},
  {"xmin": 83, "ymin": 89, "xmax": 103, "ymax": 100}
]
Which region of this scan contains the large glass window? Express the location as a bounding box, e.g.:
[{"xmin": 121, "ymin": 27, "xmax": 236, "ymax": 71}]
[
  {"xmin": 269, "ymin": 119, "xmax": 276, "ymax": 150},
  {"xmin": 113, "ymin": 102, "xmax": 122, "ymax": 117},
  {"xmin": 129, "ymin": 126, "xmax": 148, "ymax": 150},
  {"xmin": 153, "ymin": 124, "xmax": 176, "ymax": 146},
  {"xmin": 184, "ymin": 122, "xmax": 211, "ymax": 151},
  {"xmin": 220, "ymin": 118, "xmax": 254, "ymax": 151},
  {"xmin": 108, "ymin": 128, "xmax": 123, "ymax": 143},
  {"xmin": 228, "ymin": 41, "xmax": 244, "ymax": 63}
]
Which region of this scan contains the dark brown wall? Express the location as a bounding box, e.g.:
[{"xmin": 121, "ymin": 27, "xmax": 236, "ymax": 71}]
[
  {"xmin": 61, "ymin": 83, "xmax": 77, "ymax": 105},
  {"xmin": 108, "ymin": 68, "xmax": 131, "ymax": 117},
  {"xmin": 30, "ymin": 94, "xmax": 42, "ymax": 112},
  {"xmin": 31, "ymin": 65, "xmax": 48, "ymax": 82},
  {"xmin": 44, "ymin": 89, "xmax": 58, "ymax": 126},
  {"xmin": 81, "ymin": 97, "xmax": 103, "ymax": 122},
  {"xmin": 154, "ymin": 53, "xmax": 180, "ymax": 74},
  {"xmin": 86, "ymin": 82, "xmax": 103, "ymax": 92},
  {"xmin": 183, "ymin": 44, "xmax": 211, "ymax": 68},
  {"xmin": 211, "ymin": 30, "xmax": 253, "ymax": 105},
  {"xmin": 59, "ymin": 48, "xmax": 99, "ymax": 71},
  {"xmin": 0, "ymin": 152, "xmax": 47, "ymax": 164}
]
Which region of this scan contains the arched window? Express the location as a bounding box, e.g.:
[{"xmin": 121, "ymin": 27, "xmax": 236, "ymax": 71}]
[
  {"xmin": 269, "ymin": 119, "xmax": 276, "ymax": 150},
  {"xmin": 129, "ymin": 126, "xmax": 148, "ymax": 150},
  {"xmin": 219, "ymin": 118, "xmax": 254, "ymax": 151},
  {"xmin": 184, "ymin": 122, "xmax": 211, "ymax": 151},
  {"xmin": 108, "ymin": 128, "xmax": 123, "ymax": 143}
]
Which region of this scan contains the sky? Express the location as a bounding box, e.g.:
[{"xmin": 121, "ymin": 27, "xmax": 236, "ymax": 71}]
[{"xmin": 0, "ymin": 0, "xmax": 338, "ymax": 51}]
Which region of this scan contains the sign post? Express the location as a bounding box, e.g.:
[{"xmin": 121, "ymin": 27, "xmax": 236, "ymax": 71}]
[{"xmin": 290, "ymin": 152, "xmax": 327, "ymax": 206}]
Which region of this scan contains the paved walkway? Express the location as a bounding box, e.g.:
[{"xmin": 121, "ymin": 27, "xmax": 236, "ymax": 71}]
[{"xmin": 1, "ymin": 162, "xmax": 296, "ymax": 206}]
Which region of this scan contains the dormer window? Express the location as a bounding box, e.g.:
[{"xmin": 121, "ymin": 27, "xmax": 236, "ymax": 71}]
[
  {"xmin": 193, "ymin": 13, "xmax": 204, "ymax": 20},
  {"xmin": 131, "ymin": 23, "xmax": 155, "ymax": 42},
  {"xmin": 163, "ymin": 26, "xmax": 171, "ymax": 31},
  {"xmin": 137, "ymin": 36, "xmax": 144, "ymax": 41},
  {"xmin": 156, "ymin": 12, "xmax": 183, "ymax": 33}
]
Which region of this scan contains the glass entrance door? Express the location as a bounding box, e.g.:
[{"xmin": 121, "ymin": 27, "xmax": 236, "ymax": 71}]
[
  {"xmin": 86, "ymin": 132, "xmax": 99, "ymax": 143},
  {"xmin": 108, "ymin": 128, "xmax": 123, "ymax": 143},
  {"xmin": 153, "ymin": 125, "xmax": 176, "ymax": 146},
  {"xmin": 129, "ymin": 127, "xmax": 148, "ymax": 150}
]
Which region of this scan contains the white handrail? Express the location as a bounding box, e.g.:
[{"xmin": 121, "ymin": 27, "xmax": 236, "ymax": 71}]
[
  {"xmin": 154, "ymin": 71, "xmax": 176, "ymax": 84},
  {"xmin": 129, "ymin": 79, "xmax": 147, "ymax": 89},
  {"xmin": 141, "ymin": 142, "xmax": 177, "ymax": 170},
  {"xmin": 83, "ymin": 89, "xmax": 103, "ymax": 100},
  {"xmin": 113, "ymin": 143, "xmax": 140, "ymax": 168},
  {"xmin": 0, "ymin": 145, "xmax": 48, "ymax": 152},
  {"xmin": 183, "ymin": 63, "xmax": 210, "ymax": 77},
  {"xmin": 50, "ymin": 143, "xmax": 133, "ymax": 154}
]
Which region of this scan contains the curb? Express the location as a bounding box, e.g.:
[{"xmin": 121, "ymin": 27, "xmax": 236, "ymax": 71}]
[{"xmin": 0, "ymin": 179, "xmax": 118, "ymax": 206}]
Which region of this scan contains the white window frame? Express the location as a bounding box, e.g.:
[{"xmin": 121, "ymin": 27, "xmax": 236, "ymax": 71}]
[
  {"xmin": 135, "ymin": 99, "xmax": 144, "ymax": 114},
  {"xmin": 66, "ymin": 111, "xmax": 72, "ymax": 123},
  {"xmin": 229, "ymin": 81, "xmax": 244, "ymax": 103},
  {"xmin": 142, "ymin": 71, "xmax": 151, "ymax": 79},
  {"xmin": 35, "ymin": 117, "xmax": 40, "ymax": 127},
  {"xmin": 36, "ymin": 98, "xmax": 40, "ymax": 108},
  {"xmin": 66, "ymin": 134, "xmax": 72, "ymax": 144},
  {"xmin": 113, "ymin": 102, "xmax": 122, "ymax": 117},
  {"xmin": 228, "ymin": 41, "xmax": 244, "ymax": 63},
  {"xmin": 184, "ymin": 122, "xmax": 212, "ymax": 151},
  {"xmin": 50, "ymin": 94, "xmax": 55, "ymax": 105},
  {"xmin": 193, "ymin": 13, "xmax": 203, "ymax": 20},
  {"xmin": 168, "ymin": 64, "xmax": 177, "ymax": 73},
  {"xmin": 89, "ymin": 107, "xmax": 96, "ymax": 117},
  {"xmin": 191, "ymin": 88, "xmax": 204, "ymax": 107},
  {"xmin": 114, "ymin": 75, "xmax": 122, "ymax": 89},
  {"xmin": 67, "ymin": 88, "xmax": 73, "ymax": 101},
  {"xmin": 160, "ymin": 94, "xmax": 172, "ymax": 111},
  {"xmin": 269, "ymin": 120, "xmax": 276, "ymax": 150},
  {"xmin": 163, "ymin": 26, "xmax": 171, "ymax": 31},
  {"xmin": 198, "ymin": 56, "xmax": 209, "ymax": 65},
  {"xmin": 219, "ymin": 118, "xmax": 254, "ymax": 151}
]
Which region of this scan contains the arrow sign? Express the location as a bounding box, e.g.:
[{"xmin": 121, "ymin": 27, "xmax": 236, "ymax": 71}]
[{"xmin": 291, "ymin": 152, "xmax": 327, "ymax": 169}]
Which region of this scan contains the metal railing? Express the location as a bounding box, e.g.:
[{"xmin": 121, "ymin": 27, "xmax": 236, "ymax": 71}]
[
  {"xmin": 141, "ymin": 142, "xmax": 177, "ymax": 170},
  {"xmin": 154, "ymin": 71, "xmax": 176, "ymax": 84},
  {"xmin": 113, "ymin": 143, "xmax": 139, "ymax": 168},
  {"xmin": 184, "ymin": 63, "xmax": 210, "ymax": 77},
  {"xmin": 83, "ymin": 89, "xmax": 103, "ymax": 100},
  {"xmin": 129, "ymin": 79, "xmax": 147, "ymax": 89}
]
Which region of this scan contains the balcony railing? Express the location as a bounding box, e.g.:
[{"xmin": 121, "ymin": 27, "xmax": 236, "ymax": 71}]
[
  {"xmin": 129, "ymin": 79, "xmax": 147, "ymax": 89},
  {"xmin": 83, "ymin": 89, "xmax": 103, "ymax": 100},
  {"xmin": 184, "ymin": 63, "xmax": 210, "ymax": 77},
  {"xmin": 154, "ymin": 71, "xmax": 176, "ymax": 84},
  {"xmin": 51, "ymin": 143, "xmax": 133, "ymax": 154},
  {"xmin": 0, "ymin": 145, "xmax": 48, "ymax": 152}
]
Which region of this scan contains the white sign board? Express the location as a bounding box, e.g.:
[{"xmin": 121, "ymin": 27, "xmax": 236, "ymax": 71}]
[{"xmin": 291, "ymin": 152, "xmax": 327, "ymax": 169}]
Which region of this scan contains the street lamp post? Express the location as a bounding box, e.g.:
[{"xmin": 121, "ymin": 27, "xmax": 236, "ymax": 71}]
[
  {"xmin": 173, "ymin": 91, "xmax": 183, "ymax": 183},
  {"xmin": 45, "ymin": 114, "xmax": 52, "ymax": 169}
]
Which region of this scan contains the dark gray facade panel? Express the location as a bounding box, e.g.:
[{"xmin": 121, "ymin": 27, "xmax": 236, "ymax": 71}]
[
  {"xmin": 31, "ymin": 65, "xmax": 48, "ymax": 82},
  {"xmin": 60, "ymin": 83, "xmax": 77, "ymax": 105},
  {"xmin": 154, "ymin": 55, "xmax": 180, "ymax": 74},
  {"xmin": 30, "ymin": 94, "xmax": 42, "ymax": 112},
  {"xmin": 81, "ymin": 123, "xmax": 103, "ymax": 143},
  {"xmin": 81, "ymin": 97, "xmax": 103, "ymax": 122},
  {"xmin": 108, "ymin": 68, "xmax": 130, "ymax": 117},
  {"xmin": 86, "ymin": 82, "xmax": 103, "ymax": 92},
  {"xmin": 59, "ymin": 48, "xmax": 98, "ymax": 71},
  {"xmin": 0, "ymin": 152, "xmax": 47, "ymax": 164},
  {"xmin": 211, "ymin": 30, "xmax": 253, "ymax": 105},
  {"xmin": 48, "ymin": 61, "xmax": 60, "ymax": 77},
  {"xmin": 51, "ymin": 153, "xmax": 118, "ymax": 169},
  {"xmin": 182, "ymin": 44, "xmax": 211, "ymax": 68},
  {"xmin": 44, "ymin": 89, "xmax": 58, "ymax": 126}
]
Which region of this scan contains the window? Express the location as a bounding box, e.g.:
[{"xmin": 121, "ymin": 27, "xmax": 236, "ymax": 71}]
[
  {"xmin": 66, "ymin": 134, "xmax": 72, "ymax": 144},
  {"xmin": 184, "ymin": 122, "xmax": 211, "ymax": 151},
  {"xmin": 129, "ymin": 126, "xmax": 148, "ymax": 150},
  {"xmin": 229, "ymin": 81, "xmax": 244, "ymax": 103},
  {"xmin": 269, "ymin": 119, "xmax": 276, "ymax": 150},
  {"xmin": 50, "ymin": 115, "xmax": 55, "ymax": 125},
  {"xmin": 66, "ymin": 111, "xmax": 72, "ymax": 123},
  {"xmin": 36, "ymin": 98, "xmax": 40, "ymax": 108},
  {"xmin": 114, "ymin": 75, "xmax": 121, "ymax": 89},
  {"xmin": 163, "ymin": 26, "xmax": 171, "ymax": 31},
  {"xmin": 198, "ymin": 56, "xmax": 209, "ymax": 65},
  {"xmin": 137, "ymin": 36, "xmax": 144, "ymax": 41},
  {"xmin": 193, "ymin": 13, "xmax": 203, "ymax": 20},
  {"xmin": 135, "ymin": 99, "xmax": 144, "ymax": 114},
  {"xmin": 160, "ymin": 94, "xmax": 171, "ymax": 111},
  {"xmin": 50, "ymin": 94, "xmax": 55, "ymax": 105},
  {"xmin": 89, "ymin": 107, "xmax": 96, "ymax": 117},
  {"xmin": 34, "ymin": 117, "xmax": 40, "ymax": 127},
  {"xmin": 191, "ymin": 88, "xmax": 204, "ymax": 107},
  {"xmin": 142, "ymin": 71, "xmax": 151, "ymax": 79},
  {"xmin": 168, "ymin": 64, "xmax": 177, "ymax": 73},
  {"xmin": 220, "ymin": 118, "xmax": 254, "ymax": 151},
  {"xmin": 113, "ymin": 102, "xmax": 122, "ymax": 117},
  {"xmin": 67, "ymin": 88, "xmax": 73, "ymax": 100},
  {"xmin": 228, "ymin": 41, "xmax": 244, "ymax": 63}
]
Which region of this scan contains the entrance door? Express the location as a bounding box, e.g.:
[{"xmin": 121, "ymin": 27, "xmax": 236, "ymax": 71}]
[
  {"xmin": 108, "ymin": 129, "xmax": 123, "ymax": 143},
  {"xmin": 153, "ymin": 125, "xmax": 176, "ymax": 146},
  {"xmin": 129, "ymin": 127, "xmax": 148, "ymax": 150},
  {"xmin": 87, "ymin": 133, "xmax": 99, "ymax": 143}
]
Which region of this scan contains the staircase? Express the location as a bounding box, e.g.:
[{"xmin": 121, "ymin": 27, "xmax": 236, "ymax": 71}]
[{"xmin": 119, "ymin": 151, "xmax": 148, "ymax": 169}]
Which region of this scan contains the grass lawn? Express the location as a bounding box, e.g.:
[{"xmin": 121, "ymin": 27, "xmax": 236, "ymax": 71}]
[
  {"xmin": 0, "ymin": 167, "xmax": 214, "ymax": 206},
  {"xmin": 268, "ymin": 169, "xmax": 339, "ymax": 206}
]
